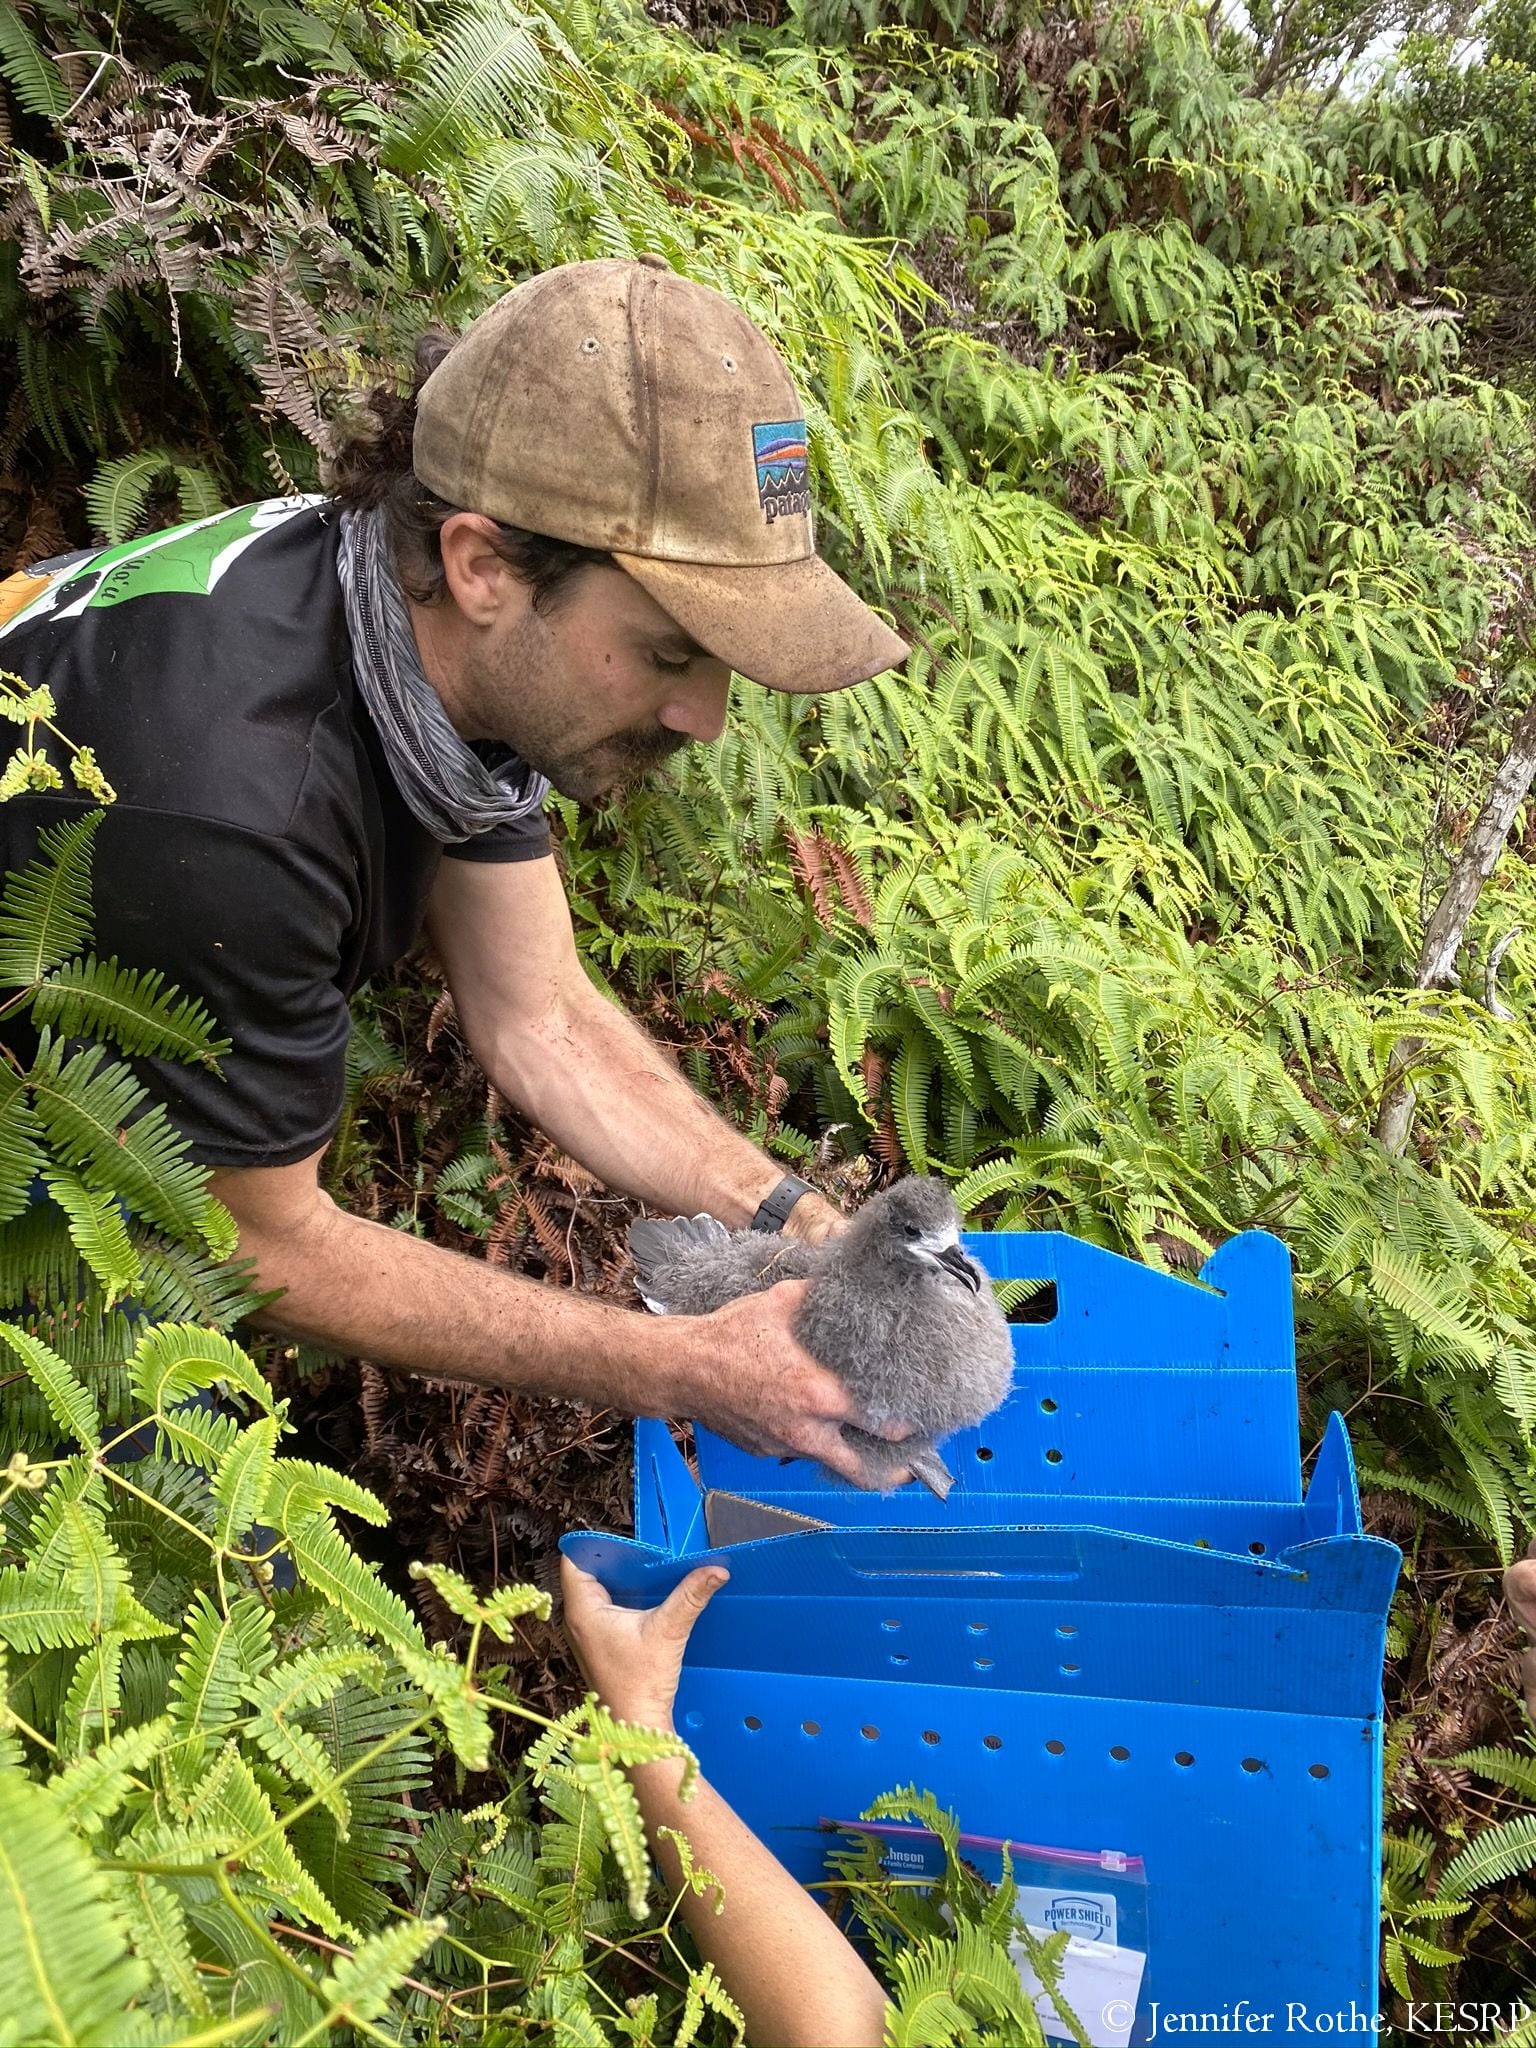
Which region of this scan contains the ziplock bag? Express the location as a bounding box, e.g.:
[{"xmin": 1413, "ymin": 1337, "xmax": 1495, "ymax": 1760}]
[{"xmin": 828, "ymin": 1815, "xmax": 1152, "ymax": 2048}]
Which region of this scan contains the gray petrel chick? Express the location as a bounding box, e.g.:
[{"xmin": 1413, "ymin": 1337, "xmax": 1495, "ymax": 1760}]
[{"xmin": 628, "ymin": 1177, "xmax": 1014, "ymax": 1498}]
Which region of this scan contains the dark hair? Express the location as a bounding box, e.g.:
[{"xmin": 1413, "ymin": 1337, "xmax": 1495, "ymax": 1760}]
[{"xmin": 325, "ymin": 329, "xmax": 613, "ymax": 609}]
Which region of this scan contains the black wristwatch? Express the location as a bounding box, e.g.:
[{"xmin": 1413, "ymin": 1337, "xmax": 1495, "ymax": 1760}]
[{"xmin": 749, "ymin": 1173, "xmax": 816, "ymax": 1233}]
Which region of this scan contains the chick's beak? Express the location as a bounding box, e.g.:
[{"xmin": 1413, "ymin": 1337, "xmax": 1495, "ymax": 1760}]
[{"xmin": 935, "ymin": 1242, "xmax": 982, "ymax": 1293}]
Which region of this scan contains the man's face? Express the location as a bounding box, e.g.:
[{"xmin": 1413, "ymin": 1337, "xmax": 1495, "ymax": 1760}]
[{"xmin": 423, "ymin": 519, "xmax": 735, "ymax": 805}]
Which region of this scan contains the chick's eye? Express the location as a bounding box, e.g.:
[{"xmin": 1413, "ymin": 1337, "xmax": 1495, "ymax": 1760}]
[{"xmin": 903, "ymin": 1223, "xmax": 922, "ymax": 1239}]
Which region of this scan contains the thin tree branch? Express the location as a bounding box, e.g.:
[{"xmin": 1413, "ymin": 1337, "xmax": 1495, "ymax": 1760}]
[
  {"xmin": 268, "ymin": 1922, "xmax": 447, "ymax": 2004},
  {"xmin": 1484, "ymin": 925, "xmax": 1523, "ymax": 1022},
  {"xmin": 1377, "ymin": 686, "xmax": 1536, "ymax": 1153}
]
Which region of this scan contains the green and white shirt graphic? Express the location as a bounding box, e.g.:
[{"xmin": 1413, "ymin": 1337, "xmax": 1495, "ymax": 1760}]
[{"xmin": 0, "ymin": 497, "xmax": 323, "ymax": 641}]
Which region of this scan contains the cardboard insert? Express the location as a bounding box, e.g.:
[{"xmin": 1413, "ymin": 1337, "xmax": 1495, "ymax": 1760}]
[{"xmin": 703, "ymin": 1492, "xmax": 831, "ymax": 1546}]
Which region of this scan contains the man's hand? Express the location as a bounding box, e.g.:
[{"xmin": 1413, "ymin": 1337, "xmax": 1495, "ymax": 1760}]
[
  {"xmin": 1506, "ymin": 1544, "xmax": 1536, "ymax": 1722},
  {"xmin": 781, "ymin": 1190, "xmax": 848, "ymax": 1246},
  {"xmin": 668, "ymin": 1277, "xmax": 909, "ymax": 1489},
  {"xmin": 561, "ymin": 1555, "xmax": 726, "ymax": 1730}
]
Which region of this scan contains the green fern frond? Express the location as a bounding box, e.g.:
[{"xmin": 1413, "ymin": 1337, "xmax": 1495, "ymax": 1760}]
[
  {"xmin": 31, "ymin": 955, "xmax": 230, "ymax": 1070},
  {"xmin": 0, "ymin": 811, "xmax": 102, "ymax": 987},
  {"xmin": 0, "ymin": 1323, "xmax": 100, "ymax": 1449},
  {"xmin": 28, "ymin": 1038, "xmax": 220, "ymax": 1248},
  {"xmin": 1439, "ymin": 1812, "xmax": 1536, "ymax": 1898},
  {"xmin": 168, "ymin": 1592, "xmax": 275, "ymax": 1769},
  {"xmin": 1451, "ymin": 1744, "xmax": 1536, "ymax": 1803},
  {"xmin": 407, "ymin": 1561, "xmax": 552, "ymax": 1638},
  {"xmin": 675, "ymin": 1959, "xmax": 746, "ymax": 2048},
  {"xmin": 61, "ymin": 1632, "xmax": 125, "ymax": 1755},
  {"xmin": 0, "ymin": 1567, "xmax": 98, "ymax": 1653},
  {"xmin": 129, "ymin": 1323, "xmax": 273, "ymax": 1420},
  {"xmin": 190, "ymin": 1739, "xmax": 348, "ymax": 1936},
  {"xmin": 241, "ymin": 1647, "xmax": 384, "ymax": 1829},
  {"xmin": 41, "ymin": 1169, "xmax": 140, "ymax": 1304},
  {"xmin": 391, "ymin": 0, "xmax": 554, "ymax": 171},
  {"xmin": 111, "ymin": 1867, "xmax": 211, "ymax": 2019},
  {"xmin": 0, "ymin": 1068, "xmax": 48, "ymax": 1226},
  {"xmin": 536, "ymin": 1699, "xmax": 699, "ymax": 1920},
  {"xmin": 286, "ymin": 1510, "xmax": 425, "ymax": 1657},
  {"xmin": 0, "ymin": 2, "xmax": 69, "ymax": 123},
  {"xmin": 287, "ymin": 1682, "xmax": 436, "ymax": 1932},
  {"xmin": 82, "ymin": 454, "xmax": 182, "ymax": 545},
  {"xmin": 1368, "ymin": 1247, "xmax": 1493, "ymax": 1366},
  {"xmin": 265, "ymin": 1458, "xmax": 390, "ymax": 1530},
  {"xmin": 46, "ymin": 1715, "xmax": 172, "ymax": 1835},
  {"xmin": 0, "ymin": 1764, "xmax": 148, "ymax": 2043},
  {"xmin": 210, "ymin": 1415, "xmax": 280, "ymax": 1550},
  {"xmin": 319, "ymin": 1915, "xmax": 444, "ymax": 2026}
]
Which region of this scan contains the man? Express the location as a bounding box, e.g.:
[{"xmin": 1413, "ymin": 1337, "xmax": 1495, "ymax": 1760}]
[{"xmin": 0, "ymin": 256, "xmax": 912, "ymax": 1486}]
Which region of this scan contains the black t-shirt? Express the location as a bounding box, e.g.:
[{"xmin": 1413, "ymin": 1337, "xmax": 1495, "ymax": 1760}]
[{"xmin": 0, "ymin": 496, "xmax": 550, "ymax": 1167}]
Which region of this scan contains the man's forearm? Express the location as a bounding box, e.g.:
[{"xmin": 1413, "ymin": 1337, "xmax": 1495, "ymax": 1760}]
[
  {"xmin": 220, "ymin": 1183, "xmax": 683, "ymax": 1407},
  {"xmin": 211, "ymin": 1114, "xmax": 882, "ymax": 1473},
  {"xmin": 490, "ymin": 986, "xmax": 834, "ymax": 1233}
]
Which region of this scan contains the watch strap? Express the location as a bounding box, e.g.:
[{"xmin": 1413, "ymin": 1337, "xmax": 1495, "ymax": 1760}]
[{"xmin": 749, "ymin": 1173, "xmax": 816, "ymax": 1233}]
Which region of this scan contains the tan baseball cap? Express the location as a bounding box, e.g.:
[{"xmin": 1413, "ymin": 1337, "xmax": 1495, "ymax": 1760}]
[{"xmin": 412, "ymin": 257, "xmax": 909, "ymax": 694}]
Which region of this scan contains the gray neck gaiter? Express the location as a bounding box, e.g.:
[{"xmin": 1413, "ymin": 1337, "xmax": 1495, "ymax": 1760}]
[{"xmin": 336, "ymin": 504, "xmax": 549, "ymax": 844}]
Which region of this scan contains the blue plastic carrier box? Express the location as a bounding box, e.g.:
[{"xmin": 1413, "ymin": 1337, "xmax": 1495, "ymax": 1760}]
[{"xmin": 563, "ymin": 1229, "xmax": 1402, "ymax": 2035}]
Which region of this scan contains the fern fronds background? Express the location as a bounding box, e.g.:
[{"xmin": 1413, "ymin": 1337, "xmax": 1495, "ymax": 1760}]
[{"xmin": 0, "ymin": 820, "xmax": 749, "ymax": 2041}]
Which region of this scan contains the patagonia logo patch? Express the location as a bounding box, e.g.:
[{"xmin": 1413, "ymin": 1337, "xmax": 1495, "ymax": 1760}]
[{"xmin": 752, "ymin": 420, "xmax": 810, "ymax": 525}]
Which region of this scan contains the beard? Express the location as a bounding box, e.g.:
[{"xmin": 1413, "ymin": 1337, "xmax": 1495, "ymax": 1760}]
[
  {"xmin": 459, "ymin": 628, "xmax": 690, "ymax": 804},
  {"xmin": 536, "ymin": 721, "xmax": 689, "ymax": 804}
]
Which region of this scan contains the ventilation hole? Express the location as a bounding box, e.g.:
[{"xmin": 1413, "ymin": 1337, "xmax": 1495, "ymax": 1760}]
[
  {"xmin": 921, "ymin": 1729, "xmax": 941, "ymax": 1746},
  {"xmin": 721, "ymin": 354, "xmax": 737, "ymax": 371},
  {"xmin": 973, "ymin": 1657, "xmax": 994, "ymax": 1670},
  {"xmin": 801, "ymin": 1720, "xmax": 820, "ymax": 1737},
  {"xmin": 1175, "ymin": 1750, "xmax": 1195, "ymax": 1767},
  {"xmin": 1249, "ymin": 1541, "xmax": 1267, "ymax": 1555},
  {"xmin": 1007, "ymin": 1282, "xmax": 1058, "ymax": 1325},
  {"xmin": 1110, "ymin": 1744, "xmax": 1131, "ymax": 1761},
  {"xmin": 881, "ymin": 1619, "xmax": 901, "ymax": 1632},
  {"xmin": 975, "ymin": 1446, "xmax": 994, "ymax": 1462},
  {"xmin": 1040, "ymin": 1397, "xmax": 1058, "ymax": 1413},
  {"xmin": 1241, "ymin": 1757, "xmax": 1264, "ymax": 1773},
  {"xmin": 983, "ymin": 1733, "xmax": 1003, "ymax": 1751},
  {"xmin": 1056, "ymin": 1623, "xmax": 1077, "ymax": 1638},
  {"xmin": 743, "ymin": 1715, "xmax": 761, "ymax": 1731},
  {"xmin": 966, "ymin": 1621, "xmax": 989, "ymax": 1636},
  {"xmin": 683, "ymin": 1710, "xmax": 703, "ymax": 1731},
  {"xmin": 860, "ymin": 1724, "xmax": 880, "ymax": 1741},
  {"xmin": 1045, "ymin": 1738, "xmax": 1066, "ymax": 1756},
  {"xmin": 889, "ymin": 1653, "xmax": 909, "ymax": 1667},
  {"xmin": 580, "ymin": 336, "xmax": 601, "ymax": 354},
  {"xmin": 1045, "ymin": 1448, "xmax": 1064, "ymax": 1464},
  {"xmin": 1308, "ymin": 1763, "xmax": 1330, "ymax": 1780},
  {"xmin": 1060, "ymin": 1663, "xmax": 1080, "ymax": 1676}
]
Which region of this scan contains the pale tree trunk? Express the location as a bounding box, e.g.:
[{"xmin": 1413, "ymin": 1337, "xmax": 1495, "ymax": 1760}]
[{"xmin": 1376, "ymin": 689, "xmax": 1536, "ymax": 1153}]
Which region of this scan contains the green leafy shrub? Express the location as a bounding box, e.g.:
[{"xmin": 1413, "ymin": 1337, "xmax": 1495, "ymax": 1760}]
[
  {"xmin": 1401, "ymin": 0, "xmax": 1536, "ymax": 376},
  {"xmin": 0, "ymin": 815, "xmax": 727, "ymax": 2041}
]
